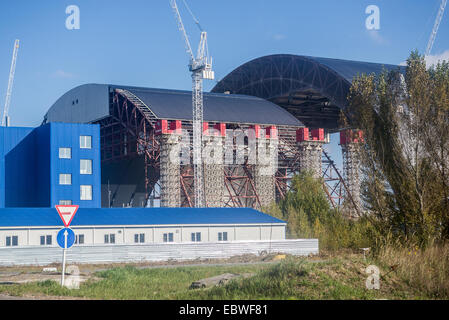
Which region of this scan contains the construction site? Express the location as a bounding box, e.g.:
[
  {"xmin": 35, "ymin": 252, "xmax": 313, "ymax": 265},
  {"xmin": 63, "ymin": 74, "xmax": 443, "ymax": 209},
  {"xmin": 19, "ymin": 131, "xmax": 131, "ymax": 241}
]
[
  {"xmin": 5, "ymin": 0, "xmax": 448, "ymax": 220},
  {"xmin": 0, "ymin": 1, "xmax": 448, "ymax": 305},
  {"xmin": 43, "ymin": 56, "xmax": 393, "ymax": 220},
  {"xmin": 0, "ymin": 0, "xmax": 446, "ymax": 249}
]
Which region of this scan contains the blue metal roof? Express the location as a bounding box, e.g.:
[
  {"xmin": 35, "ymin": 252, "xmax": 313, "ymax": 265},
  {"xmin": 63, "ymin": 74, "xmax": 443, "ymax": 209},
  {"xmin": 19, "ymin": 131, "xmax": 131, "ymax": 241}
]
[{"xmin": 0, "ymin": 207, "xmax": 285, "ymax": 227}]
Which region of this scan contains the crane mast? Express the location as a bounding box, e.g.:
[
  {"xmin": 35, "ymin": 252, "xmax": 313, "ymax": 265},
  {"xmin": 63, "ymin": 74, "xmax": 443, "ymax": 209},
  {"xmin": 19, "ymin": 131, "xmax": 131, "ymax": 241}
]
[
  {"xmin": 2, "ymin": 39, "xmax": 20, "ymax": 127},
  {"xmin": 170, "ymin": 0, "xmax": 214, "ymax": 208},
  {"xmin": 426, "ymin": 0, "xmax": 447, "ymax": 56}
]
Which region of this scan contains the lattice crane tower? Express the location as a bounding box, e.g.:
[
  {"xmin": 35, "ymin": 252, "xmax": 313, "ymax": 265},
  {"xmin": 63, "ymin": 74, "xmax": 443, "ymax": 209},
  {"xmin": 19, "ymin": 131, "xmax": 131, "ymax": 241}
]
[
  {"xmin": 426, "ymin": 0, "xmax": 447, "ymax": 56},
  {"xmin": 170, "ymin": 0, "xmax": 214, "ymax": 207},
  {"xmin": 1, "ymin": 39, "xmax": 20, "ymax": 127}
]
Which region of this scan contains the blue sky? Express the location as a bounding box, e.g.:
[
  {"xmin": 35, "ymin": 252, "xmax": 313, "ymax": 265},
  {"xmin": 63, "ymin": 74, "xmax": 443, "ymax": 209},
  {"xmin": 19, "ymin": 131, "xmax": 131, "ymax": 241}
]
[
  {"xmin": 1, "ymin": 0, "xmax": 448, "ymax": 127},
  {"xmin": 0, "ymin": 0, "xmax": 448, "ymax": 172}
]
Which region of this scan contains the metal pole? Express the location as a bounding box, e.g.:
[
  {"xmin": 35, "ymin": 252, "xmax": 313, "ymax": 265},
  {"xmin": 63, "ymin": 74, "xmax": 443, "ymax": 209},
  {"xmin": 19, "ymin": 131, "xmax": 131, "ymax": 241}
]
[{"xmin": 61, "ymin": 230, "xmax": 68, "ymax": 286}]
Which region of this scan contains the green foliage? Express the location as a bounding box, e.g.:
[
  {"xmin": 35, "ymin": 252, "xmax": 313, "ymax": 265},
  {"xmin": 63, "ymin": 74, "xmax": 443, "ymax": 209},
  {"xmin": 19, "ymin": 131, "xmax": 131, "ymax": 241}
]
[
  {"xmin": 281, "ymin": 172, "xmax": 331, "ymax": 224},
  {"xmin": 1, "ymin": 256, "xmax": 433, "ymax": 300},
  {"xmin": 347, "ymin": 51, "xmax": 449, "ymax": 245},
  {"xmin": 263, "ymin": 171, "xmax": 376, "ymax": 250}
]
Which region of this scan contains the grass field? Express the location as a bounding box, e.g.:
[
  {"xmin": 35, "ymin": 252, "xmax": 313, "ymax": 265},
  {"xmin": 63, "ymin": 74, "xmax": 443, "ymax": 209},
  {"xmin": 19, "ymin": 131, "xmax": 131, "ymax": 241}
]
[{"xmin": 0, "ymin": 251, "xmax": 440, "ymax": 300}]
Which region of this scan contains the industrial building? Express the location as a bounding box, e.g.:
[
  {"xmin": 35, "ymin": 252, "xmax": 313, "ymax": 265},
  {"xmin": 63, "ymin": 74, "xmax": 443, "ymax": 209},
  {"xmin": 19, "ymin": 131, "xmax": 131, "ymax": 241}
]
[
  {"xmin": 42, "ymin": 54, "xmax": 404, "ymax": 217},
  {"xmin": 0, "ymin": 122, "xmax": 101, "ymax": 208},
  {"xmin": 0, "ymin": 207, "xmax": 315, "ymax": 266},
  {"xmin": 0, "ymin": 207, "xmax": 286, "ymax": 247},
  {"xmin": 0, "ymin": 53, "xmax": 404, "ymax": 265}
]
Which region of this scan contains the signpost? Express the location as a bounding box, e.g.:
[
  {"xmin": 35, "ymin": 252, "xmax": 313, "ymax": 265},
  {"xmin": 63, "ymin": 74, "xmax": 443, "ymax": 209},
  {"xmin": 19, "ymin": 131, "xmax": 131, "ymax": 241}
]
[{"xmin": 55, "ymin": 205, "xmax": 79, "ymax": 287}]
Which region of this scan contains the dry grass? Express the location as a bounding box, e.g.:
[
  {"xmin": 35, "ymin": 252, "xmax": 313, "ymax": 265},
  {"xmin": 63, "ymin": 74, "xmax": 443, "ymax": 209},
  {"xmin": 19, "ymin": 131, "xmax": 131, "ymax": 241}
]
[{"xmin": 374, "ymin": 242, "xmax": 449, "ymax": 299}]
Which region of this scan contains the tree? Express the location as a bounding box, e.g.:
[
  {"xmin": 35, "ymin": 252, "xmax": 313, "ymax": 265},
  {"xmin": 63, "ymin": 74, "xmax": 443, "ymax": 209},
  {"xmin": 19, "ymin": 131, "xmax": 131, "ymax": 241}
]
[
  {"xmin": 347, "ymin": 51, "xmax": 449, "ymax": 244},
  {"xmin": 280, "ymin": 171, "xmax": 331, "ymax": 225}
]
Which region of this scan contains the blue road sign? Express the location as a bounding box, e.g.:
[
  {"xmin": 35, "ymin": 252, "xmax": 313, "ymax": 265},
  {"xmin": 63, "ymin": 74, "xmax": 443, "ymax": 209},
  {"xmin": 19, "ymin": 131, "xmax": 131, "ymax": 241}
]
[{"xmin": 57, "ymin": 228, "xmax": 75, "ymax": 249}]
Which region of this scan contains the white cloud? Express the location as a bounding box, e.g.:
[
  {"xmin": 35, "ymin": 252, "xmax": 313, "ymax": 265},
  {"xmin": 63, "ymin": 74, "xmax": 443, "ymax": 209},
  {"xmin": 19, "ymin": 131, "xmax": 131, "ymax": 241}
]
[
  {"xmin": 400, "ymin": 49, "xmax": 449, "ymax": 68},
  {"xmin": 51, "ymin": 70, "xmax": 75, "ymax": 79},
  {"xmin": 268, "ymin": 33, "xmax": 287, "ymax": 41},
  {"xmin": 424, "ymin": 49, "xmax": 449, "ymax": 67},
  {"xmin": 366, "ymin": 30, "xmax": 386, "ymax": 45}
]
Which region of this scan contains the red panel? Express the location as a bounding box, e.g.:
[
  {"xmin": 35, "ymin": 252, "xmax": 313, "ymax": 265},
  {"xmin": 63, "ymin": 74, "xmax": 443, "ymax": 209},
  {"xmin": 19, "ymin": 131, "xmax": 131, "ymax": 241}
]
[
  {"xmin": 340, "ymin": 129, "xmax": 364, "ymax": 144},
  {"xmin": 358, "ymin": 130, "xmax": 364, "ymax": 142},
  {"xmin": 168, "ymin": 120, "xmax": 182, "ymax": 134},
  {"xmin": 296, "ymin": 128, "xmax": 309, "ymax": 142},
  {"xmin": 155, "ymin": 120, "xmax": 168, "ymax": 135},
  {"xmin": 311, "ymin": 128, "xmax": 324, "ymax": 141},
  {"xmin": 203, "ymin": 122, "xmax": 209, "ymax": 135},
  {"xmin": 250, "ymin": 125, "xmax": 261, "ymax": 139},
  {"xmin": 266, "ymin": 126, "xmax": 278, "ymax": 139},
  {"xmin": 214, "ymin": 123, "xmax": 226, "ymax": 137}
]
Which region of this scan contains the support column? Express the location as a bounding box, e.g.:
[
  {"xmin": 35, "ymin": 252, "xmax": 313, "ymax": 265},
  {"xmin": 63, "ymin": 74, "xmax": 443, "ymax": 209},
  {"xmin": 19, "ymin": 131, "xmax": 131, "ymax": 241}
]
[
  {"xmin": 296, "ymin": 128, "xmax": 325, "ymax": 179},
  {"xmin": 255, "ymin": 126, "xmax": 278, "ymax": 208},
  {"xmin": 157, "ymin": 120, "xmax": 182, "ymax": 207},
  {"xmin": 340, "ymin": 130, "xmax": 363, "ymax": 219},
  {"xmin": 203, "ymin": 123, "xmax": 225, "ymax": 207}
]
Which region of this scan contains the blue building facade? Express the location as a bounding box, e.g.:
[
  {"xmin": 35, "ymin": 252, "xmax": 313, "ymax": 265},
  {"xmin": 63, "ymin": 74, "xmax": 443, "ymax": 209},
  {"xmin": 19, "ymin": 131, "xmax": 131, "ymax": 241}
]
[
  {"xmin": 0, "ymin": 127, "xmax": 34, "ymax": 207},
  {"xmin": 0, "ymin": 123, "xmax": 100, "ymax": 208}
]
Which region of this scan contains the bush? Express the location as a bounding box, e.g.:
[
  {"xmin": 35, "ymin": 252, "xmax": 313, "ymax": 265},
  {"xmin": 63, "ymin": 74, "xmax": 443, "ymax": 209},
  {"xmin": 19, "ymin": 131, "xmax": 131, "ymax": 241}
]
[{"xmin": 263, "ymin": 172, "xmax": 376, "ymax": 250}]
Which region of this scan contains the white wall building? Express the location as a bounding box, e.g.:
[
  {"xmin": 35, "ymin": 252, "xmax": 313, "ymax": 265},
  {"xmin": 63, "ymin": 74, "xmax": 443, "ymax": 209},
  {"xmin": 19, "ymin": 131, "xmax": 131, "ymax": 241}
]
[{"xmin": 0, "ymin": 207, "xmax": 286, "ymax": 248}]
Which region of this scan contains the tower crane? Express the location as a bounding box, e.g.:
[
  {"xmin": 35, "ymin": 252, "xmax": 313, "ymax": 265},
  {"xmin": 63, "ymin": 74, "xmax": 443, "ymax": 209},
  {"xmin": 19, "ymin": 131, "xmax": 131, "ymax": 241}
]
[
  {"xmin": 2, "ymin": 39, "xmax": 20, "ymax": 127},
  {"xmin": 170, "ymin": 0, "xmax": 214, "ymax": 207},
  {"xmin": 426, "ymin": 0, "xmax": 447, "ymax": 56}
]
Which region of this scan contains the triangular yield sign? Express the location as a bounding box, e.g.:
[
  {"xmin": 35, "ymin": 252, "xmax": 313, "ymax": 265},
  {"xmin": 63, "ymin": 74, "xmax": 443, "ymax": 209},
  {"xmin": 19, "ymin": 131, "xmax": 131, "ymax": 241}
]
[{"xmin": 55, "ymin": 205, "xmax": 79, "ymax": 227}]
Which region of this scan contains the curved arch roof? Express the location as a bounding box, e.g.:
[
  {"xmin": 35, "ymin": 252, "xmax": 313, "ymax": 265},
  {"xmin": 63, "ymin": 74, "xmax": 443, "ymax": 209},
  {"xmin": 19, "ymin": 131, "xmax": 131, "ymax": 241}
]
[
  {"xmin": 211, "ymin": 54, "xmax": 405, "ymax": 129},
  {"xmin": 44, "ymin": 84, "xmax": 302, "ymax": 127}
]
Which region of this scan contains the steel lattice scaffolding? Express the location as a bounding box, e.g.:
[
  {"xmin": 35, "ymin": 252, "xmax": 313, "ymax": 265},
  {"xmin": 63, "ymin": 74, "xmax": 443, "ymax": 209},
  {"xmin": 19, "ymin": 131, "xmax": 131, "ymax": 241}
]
[{"xmin": 99, "ymin": 89, "xmax": 357, "ymax": 212}]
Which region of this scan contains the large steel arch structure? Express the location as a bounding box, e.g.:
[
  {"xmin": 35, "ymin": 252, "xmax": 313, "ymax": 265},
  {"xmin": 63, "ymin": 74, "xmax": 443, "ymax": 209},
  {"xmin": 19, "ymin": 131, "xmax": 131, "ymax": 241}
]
[
  {"xmin": 42, "ymin": 55, "xmax": 403, "ymax": 211},
  {"xmin": 212, "ymin": 54, "xmax": 404, "ymax": 130},
  {"xmin": 212, "ymin": 54, "xmax": 404, "ymax": 216}
]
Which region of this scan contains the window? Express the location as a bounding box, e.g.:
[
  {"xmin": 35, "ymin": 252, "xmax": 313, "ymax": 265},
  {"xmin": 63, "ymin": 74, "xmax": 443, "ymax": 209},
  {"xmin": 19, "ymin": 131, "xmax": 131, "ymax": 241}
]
[
  {"xmin": 59, "ymin": 148, "xmax": 71, "ymax": 159},
  {"xmin": 40, "ymin": 235, "xmax": 52, "ymax": 246},
  {"xmin": 6, "ymin": 236, "xmax": 18, "ymax": 247},
  {"xmin": 104, "ymin": 234, "xmax": 115, "ymax": 244},
  {"xmin": 80, "ymin": 135, "xmax": 92, "ymax": 149},
  {"xmin": 59, "ymin": 174, "xmax": 72, "ymax": 185},
  {"xmin": 218, "ymin": 232, "xmax": 228, "ymax": 242},
  {"xmin": 59, "ymin": 200, "xmax": 72, "ymax": 205},
  {"xmin": 163, "ymin": 233, "xmax": 174, "ymax": 243},
  {"xmin": 191, "ymin": 232, "xmax": 201, "ymax": 242},
  {"xmin": 134, "ymin": 233, "xmax": 145, "ymax": 243},
  {"xmin": 80, "ymin": 159, "xmax": 92, "ymax": 175},
  {"xmin": 75, "ymin": 234, "xmax": 84, "ymax": 245},
  {"xmin": 110, "ymin": 234, "xmax": 115, "ymax": 244},
  {"xmin": 80, "ymin": 185, "xmax": 92, "ymax": 200}
]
